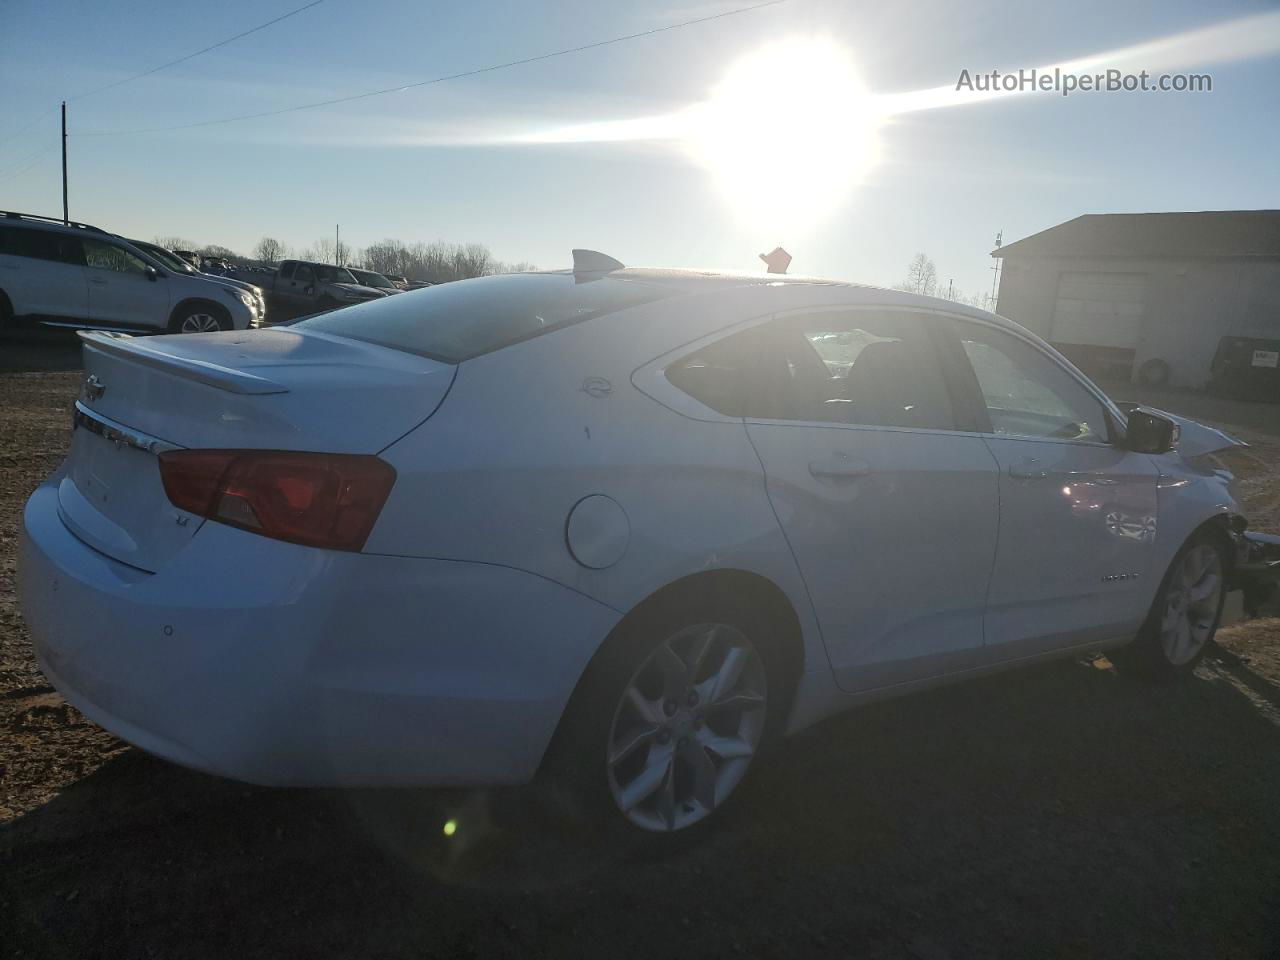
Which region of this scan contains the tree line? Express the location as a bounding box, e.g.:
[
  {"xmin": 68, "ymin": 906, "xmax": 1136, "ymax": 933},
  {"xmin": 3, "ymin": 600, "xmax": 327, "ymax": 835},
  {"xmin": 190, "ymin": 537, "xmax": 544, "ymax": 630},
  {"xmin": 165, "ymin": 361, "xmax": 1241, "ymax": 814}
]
[
  {"xmin": 151, "ymin": 235, "xmax": 534, "ymax": 284},
  {"xmin": 896, "ymin": 252, "xmax": 995, "ymax": 310}
]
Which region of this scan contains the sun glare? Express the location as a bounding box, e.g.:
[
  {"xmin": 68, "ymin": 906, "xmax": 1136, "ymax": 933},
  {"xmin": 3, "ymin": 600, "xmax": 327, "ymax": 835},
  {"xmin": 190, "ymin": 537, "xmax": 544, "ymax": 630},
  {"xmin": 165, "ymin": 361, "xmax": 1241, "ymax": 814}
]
[{"xmin": 684, "ymin": 38, "xmax": 882, "ymax": 238}]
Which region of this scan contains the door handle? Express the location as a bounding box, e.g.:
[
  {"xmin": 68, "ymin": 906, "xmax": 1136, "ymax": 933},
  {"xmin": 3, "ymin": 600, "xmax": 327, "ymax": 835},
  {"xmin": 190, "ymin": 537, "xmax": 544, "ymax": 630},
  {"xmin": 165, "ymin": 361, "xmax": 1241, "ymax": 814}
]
[
  {"xmin": 808, "ymin": 453, "xmax": 872, "ymax": 480},
  {"xmin": 1008, "ymin": 459, "xmax": 1048, "ymax": 480},
  {"xmin": 88, "ymin": 277, "xmax": 108, "ymax": 285}
]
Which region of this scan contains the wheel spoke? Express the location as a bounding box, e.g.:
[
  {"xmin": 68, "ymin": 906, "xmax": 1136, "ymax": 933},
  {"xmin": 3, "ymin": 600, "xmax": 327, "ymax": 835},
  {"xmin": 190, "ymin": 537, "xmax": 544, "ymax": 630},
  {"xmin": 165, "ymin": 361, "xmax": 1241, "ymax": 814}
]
[
  {"xmin": 685, "ymin": 742, "xmax": 718, "ymax": 811},
  {"xmin": 656, "ymin": 759, "xmax": 677, "ymax": 829},
  {"xmin": 703, "ymin": 690, "xmax": 766, "ymax": 714},
  {"xmin": 687, "ymin": 626, "xmax": 718, "ymax": 680},
  {"xmin": 654, "ymin": 643, "xmax": 690, "ymax": 700},
  {"xmin": 609, "ymin": 724, "xmax": 658, "ymax": 765},
  {"xmin": 1175, "ymin": 615, "xmax": 1193, "ymax": 660},
  {"xmin": 709, "ymin": 646, "xmax": 748, "ymax": 704},
  {"xmin": 618, "ymin": 748, "xmax": 673, "ymax": 813},
  {"xmin": 624, "ymin": 685, "xmax": 665, "ymax": 726},
  {"xmin": 696, "ymin": 730, "xmax": 755, "ymax": 760},
  {"xmin": 1188, "ymin": 572, "xmax": 1220, "ymax": 604}
]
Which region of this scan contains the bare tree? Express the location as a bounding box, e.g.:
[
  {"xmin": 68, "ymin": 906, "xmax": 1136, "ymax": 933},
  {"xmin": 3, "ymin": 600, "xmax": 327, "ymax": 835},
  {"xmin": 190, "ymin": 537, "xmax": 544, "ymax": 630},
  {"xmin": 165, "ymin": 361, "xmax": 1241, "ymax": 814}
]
[
  {"xmin": 902, "ymin": 253, "xmax": 938, "ymax": 296},
  {"xmin": 198, "ymin": 244, "xmax": 241, "ymax": 261},
  {"xmin": 301, "ymin": 237, "xmax": 337, "ymax": 264},
  {"xmin": 493, "ymin": 260, "xmax": 536, "ymax": 274},
  {"xmin": 153, "ymin": 235, "xmax": 198, "ymax": 252},
  {"xmin": 253, "ymin": 237, "xmax": 288, "ymax": 263}
]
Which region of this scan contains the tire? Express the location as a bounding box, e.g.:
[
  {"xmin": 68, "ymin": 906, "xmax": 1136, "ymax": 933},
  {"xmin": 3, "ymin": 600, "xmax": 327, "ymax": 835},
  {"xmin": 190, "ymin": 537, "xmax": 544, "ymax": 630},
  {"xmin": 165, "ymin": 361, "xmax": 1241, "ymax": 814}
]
[
  {"xmin": 1113, "ymin": 529, "xmax": 1229, "ymax": 676},
  {"xmin": 548, "ymin": 592, "xmax": 782, "ymax": 838},
  {"xmin": 0, "ymin": 291, "xmax": 11, "ymax": 331},
  {"xmin": 169, "ymin": 302, "xmax": 231, "ymax": 334},
  {"xmin": 1137, "ymin": 357, "xmax": 1171, "ymax": 387}
]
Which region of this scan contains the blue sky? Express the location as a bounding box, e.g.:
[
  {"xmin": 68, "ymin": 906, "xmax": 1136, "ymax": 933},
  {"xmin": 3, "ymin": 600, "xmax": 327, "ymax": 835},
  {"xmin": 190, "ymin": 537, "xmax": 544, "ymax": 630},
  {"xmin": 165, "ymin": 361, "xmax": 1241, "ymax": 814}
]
[{"xmin": 2, "ymin": 0, "xmax": 1278, "ymax": 298}]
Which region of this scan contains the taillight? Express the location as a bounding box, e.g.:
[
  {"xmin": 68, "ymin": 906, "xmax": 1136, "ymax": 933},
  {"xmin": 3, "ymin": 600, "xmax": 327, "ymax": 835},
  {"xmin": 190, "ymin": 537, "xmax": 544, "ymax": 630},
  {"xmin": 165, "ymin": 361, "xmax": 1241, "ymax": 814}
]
[{"xmin": 158, "ymin": 450, "xmax": 396, "ymax": 552}]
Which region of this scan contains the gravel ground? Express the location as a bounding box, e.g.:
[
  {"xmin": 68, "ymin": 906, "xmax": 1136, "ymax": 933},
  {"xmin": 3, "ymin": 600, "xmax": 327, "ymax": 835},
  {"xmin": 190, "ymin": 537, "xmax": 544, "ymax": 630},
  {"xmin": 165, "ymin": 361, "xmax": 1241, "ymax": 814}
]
[{"xmin": 3, "ymin": 336, "xmax": 1279, "ymax": 960}]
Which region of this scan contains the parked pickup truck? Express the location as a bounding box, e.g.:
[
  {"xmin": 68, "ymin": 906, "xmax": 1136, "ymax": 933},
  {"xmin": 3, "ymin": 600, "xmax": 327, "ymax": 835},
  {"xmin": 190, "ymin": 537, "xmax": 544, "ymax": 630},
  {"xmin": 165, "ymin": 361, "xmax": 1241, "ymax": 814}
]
[{"xmin": 251, "ymin": 259, "xmax": 389, "ymax": 318}]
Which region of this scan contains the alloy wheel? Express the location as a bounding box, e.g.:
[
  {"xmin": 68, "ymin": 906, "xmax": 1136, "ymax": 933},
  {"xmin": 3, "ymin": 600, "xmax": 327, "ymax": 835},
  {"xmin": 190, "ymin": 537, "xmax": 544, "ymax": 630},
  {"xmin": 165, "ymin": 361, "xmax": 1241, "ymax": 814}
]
[
  {"xmin": 180, "ymin": 312, "xmax": 222, "ymax": 333},
  {"xmin": 1160, "ymin": 544, "xmax": 1223, "ymax": 666},
  {"xmin": 606, "ymin": 623, "xmax": 767, "ymax": 832}
]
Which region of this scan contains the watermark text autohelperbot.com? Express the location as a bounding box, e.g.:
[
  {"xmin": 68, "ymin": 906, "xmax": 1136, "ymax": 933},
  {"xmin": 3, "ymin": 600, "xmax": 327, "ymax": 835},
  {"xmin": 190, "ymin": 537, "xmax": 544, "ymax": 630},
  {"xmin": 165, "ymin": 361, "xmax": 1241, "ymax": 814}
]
[{"xmin": 956, "ymin": 68, "xmax": 1212, "ymax": 97}]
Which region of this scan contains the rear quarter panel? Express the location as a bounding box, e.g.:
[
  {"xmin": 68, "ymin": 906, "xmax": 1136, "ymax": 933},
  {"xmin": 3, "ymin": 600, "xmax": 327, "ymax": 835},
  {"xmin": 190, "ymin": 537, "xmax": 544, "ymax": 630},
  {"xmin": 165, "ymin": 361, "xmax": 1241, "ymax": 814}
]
[{"xmin": 367, "ymin": 287, "xmax": 833, "ymax": 690}]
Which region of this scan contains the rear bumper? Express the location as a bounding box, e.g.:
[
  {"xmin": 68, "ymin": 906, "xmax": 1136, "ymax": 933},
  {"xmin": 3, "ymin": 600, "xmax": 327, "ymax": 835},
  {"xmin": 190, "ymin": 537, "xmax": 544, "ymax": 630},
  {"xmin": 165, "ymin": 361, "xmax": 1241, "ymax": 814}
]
[{"xmin": 19, "ymin": 476, "xmax": 619, "ymax": 787}]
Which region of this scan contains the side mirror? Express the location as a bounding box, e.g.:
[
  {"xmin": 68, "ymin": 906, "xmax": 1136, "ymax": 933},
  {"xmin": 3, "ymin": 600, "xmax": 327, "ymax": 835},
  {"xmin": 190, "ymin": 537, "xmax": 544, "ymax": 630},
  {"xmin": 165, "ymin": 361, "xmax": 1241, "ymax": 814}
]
[
  {"xmin": 1125, "ymin": 407, "xmax": 1179, "ymax": 454},
  {"xmin": 145, "ymin": 266, "xmax": 160, "ymax": 282}
]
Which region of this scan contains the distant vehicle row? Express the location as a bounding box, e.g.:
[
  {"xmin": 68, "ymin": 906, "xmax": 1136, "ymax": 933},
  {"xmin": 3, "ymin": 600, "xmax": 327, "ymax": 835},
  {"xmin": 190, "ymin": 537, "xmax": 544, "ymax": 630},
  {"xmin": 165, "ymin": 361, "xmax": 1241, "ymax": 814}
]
[
  {"xmin": 0, "ymin": 211, "xmax": 442, "ymax": 335},
  {"xmin": 0, "ymin": 212, "xmax": 262, "ymax": 333}
]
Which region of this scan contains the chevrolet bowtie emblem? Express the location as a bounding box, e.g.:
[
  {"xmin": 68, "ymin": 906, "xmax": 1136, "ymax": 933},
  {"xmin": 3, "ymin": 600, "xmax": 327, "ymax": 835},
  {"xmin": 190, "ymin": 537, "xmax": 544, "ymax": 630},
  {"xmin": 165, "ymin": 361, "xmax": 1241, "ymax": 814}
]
[{"xmin": 84, "ymin": 374, "xmax": 106, "ymax": 401}]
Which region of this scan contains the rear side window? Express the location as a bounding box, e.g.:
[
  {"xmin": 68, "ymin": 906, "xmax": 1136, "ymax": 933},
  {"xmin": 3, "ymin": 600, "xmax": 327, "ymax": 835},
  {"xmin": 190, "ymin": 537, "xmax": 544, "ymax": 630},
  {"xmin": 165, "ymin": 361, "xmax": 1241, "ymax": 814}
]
[
  {"xmin": 279, "ymin": 261, "xmax": 295, "ymax": 279},
  {"xmin": 666, "ymin": 310, "xmax": 955, "ymax": 430},
  {"xmin": 298, "ymin": 273, "xmax": 675, "ymax": 363},
  {"xmin": 0, "ymin": 226, "xmax": 84, "ymax": 265}
]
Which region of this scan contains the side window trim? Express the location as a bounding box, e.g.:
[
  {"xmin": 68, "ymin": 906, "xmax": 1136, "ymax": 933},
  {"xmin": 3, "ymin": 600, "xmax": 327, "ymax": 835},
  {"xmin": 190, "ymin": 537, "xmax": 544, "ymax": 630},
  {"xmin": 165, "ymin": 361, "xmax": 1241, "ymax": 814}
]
[{"xmin": 635, "ymin": 311, "xmax": 781, "ymax": 424}]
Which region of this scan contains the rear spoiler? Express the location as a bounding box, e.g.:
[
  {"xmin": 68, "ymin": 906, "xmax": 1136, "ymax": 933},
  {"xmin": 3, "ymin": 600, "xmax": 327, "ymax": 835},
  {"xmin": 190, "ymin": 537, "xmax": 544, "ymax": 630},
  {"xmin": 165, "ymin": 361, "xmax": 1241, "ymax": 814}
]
[{"xmin": 77, "ymin": 331, "xmax": 289, "ymax": 396}]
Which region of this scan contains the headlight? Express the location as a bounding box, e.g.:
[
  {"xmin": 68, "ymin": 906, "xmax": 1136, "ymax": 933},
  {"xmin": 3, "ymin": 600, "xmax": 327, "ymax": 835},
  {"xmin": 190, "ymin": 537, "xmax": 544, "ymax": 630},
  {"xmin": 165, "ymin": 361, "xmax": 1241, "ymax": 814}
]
[{"xmin": 224, "ymin": 287, "xmax": 255, "ymax": 308}]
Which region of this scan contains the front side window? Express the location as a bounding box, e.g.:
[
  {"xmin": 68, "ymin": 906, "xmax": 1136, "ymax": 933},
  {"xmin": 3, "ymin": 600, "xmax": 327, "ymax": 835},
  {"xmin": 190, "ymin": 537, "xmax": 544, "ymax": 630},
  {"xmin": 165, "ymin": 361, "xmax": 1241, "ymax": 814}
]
[
  {"xmin": 665, "ymin": 310, "xmax": 955, "ymax": 430},
  {"xmin": 83, "ymin": 239, "xmax": 150, "ymax": 275},
  {"xmin": 950, "ymin": 319, "xmax": 1109, "ymax": 443}
]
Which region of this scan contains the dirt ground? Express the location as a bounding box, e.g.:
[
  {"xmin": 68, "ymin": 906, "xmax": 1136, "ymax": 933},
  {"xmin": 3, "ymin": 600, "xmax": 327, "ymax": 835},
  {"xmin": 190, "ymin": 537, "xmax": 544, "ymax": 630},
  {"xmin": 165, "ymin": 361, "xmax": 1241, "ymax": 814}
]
[{"xmin": 3, "ymin": 333, "xmax": 1280, "ymax": 960}]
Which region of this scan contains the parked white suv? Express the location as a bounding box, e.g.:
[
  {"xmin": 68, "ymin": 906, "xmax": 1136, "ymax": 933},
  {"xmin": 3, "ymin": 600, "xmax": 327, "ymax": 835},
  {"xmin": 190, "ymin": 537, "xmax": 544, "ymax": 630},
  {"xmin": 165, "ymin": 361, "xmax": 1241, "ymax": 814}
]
[{"xmin": 0, "ymin": 212, "xmax": 257, "ymax": 334}]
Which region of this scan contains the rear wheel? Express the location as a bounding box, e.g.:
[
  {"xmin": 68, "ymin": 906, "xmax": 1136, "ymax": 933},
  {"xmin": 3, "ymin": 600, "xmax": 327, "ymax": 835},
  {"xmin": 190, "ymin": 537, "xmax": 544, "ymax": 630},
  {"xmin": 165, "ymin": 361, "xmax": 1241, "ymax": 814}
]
[
  {"xmin": 552, "ymin": 598, "xmax": 775, "ymax": 836},
  {"xmin": 0, "ymin": 290, "xmax": 12, "ymax": 330},
  {"xmin": 170, "ymin": 303, "xmax": 231, "ymax": 334},
  {"xmin": 1115, "ymin": 531, "xmax": 1227, "ymax": 675}
]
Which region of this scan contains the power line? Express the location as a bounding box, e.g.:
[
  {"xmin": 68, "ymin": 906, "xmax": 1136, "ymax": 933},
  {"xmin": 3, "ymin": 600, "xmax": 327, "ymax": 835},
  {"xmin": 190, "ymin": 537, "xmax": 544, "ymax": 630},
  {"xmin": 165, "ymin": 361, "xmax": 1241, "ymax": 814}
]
[
  {"xmin": 0, "ymin": 106, "xmax": 59, "ymax": 155},
  {"xmin": 76, "ymin": 0, "xmax": 787, "ymax": 138},
  {"xmin": 0, "ymin": 139, "xmax": 58, "ymax": 180},
  {"xmin": 0, "ymin": 0, "xmax": 326, "ymax": 155},
  {"xmin": 70, "ymin": 0, "xmax": 328, "ymax": 102},
  {"xmin": 0, "ymin": 145, "xmax": 58, "ymax": 185}
]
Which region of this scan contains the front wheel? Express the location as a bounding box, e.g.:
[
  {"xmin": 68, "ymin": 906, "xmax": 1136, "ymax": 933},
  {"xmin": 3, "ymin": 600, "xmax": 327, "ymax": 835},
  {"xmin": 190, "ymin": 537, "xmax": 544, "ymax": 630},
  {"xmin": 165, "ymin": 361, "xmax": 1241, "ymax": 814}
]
[
  {"xmin": 553, "ymin": 605, "xmax": 773, "ymax": 836},
  {"xmin": 170, "ymin": 304, "xmax": 231, "ymax": 333},
  {"xmin": 1115, "ymin": 531, "xmax": 1228, "ymax": 675}
]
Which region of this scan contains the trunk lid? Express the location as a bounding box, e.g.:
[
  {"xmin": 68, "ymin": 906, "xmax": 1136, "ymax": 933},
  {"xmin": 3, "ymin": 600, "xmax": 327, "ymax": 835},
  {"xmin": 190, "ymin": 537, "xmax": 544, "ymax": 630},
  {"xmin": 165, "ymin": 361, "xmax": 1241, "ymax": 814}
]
[{"xmin": 60, "ymin": 329, "xmax": 454, "ymax": 571}]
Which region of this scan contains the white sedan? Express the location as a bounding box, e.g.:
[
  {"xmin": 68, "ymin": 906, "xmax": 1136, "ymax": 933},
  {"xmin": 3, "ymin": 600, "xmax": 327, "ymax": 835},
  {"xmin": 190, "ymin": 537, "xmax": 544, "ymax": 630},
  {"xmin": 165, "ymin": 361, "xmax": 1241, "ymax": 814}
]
[{"xmin": 18, "ymin": 251, "xmax": 1261, "ymax": 834}]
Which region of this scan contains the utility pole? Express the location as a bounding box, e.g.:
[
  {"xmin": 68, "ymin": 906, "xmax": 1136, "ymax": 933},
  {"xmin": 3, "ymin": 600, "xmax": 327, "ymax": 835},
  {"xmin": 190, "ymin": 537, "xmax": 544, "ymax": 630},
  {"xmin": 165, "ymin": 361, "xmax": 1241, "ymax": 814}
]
[
  {"xmin": 947, "ymin": 278, "xmax": 954, "ymax": 300},
  {"xmin": 335, "ymin": 224, "xmax": 341, "ymax": 266},
  {"xmin": 989, "ymin": 229, "xmax": 1003, "ymax": 310},
  {"xmin": 61, "ymin": 101, "xmax": 68, "ymax": 225}
]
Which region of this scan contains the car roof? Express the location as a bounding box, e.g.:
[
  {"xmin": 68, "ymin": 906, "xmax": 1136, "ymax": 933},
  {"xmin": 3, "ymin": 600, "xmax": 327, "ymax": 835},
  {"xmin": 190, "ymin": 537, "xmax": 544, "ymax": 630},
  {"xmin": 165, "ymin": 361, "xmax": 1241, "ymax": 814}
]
[{"xmin": 525, "ymin": 265, "xmax": 1017, "ymax": 330}]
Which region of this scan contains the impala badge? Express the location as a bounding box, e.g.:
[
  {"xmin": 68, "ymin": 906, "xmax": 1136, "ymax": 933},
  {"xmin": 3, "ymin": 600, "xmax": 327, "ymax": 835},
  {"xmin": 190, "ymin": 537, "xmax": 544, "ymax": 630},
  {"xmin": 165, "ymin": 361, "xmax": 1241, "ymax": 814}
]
[{"xmin": 84, "ymin": 374, "xmax": 106, "ymax": 401}]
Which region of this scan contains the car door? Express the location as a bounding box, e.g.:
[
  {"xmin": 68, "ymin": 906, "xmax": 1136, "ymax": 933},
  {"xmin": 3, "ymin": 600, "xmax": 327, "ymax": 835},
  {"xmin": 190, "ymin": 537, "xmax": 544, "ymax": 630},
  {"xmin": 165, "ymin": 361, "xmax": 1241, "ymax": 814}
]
[
  {"xmin": 82, "ymin": 239, "xmax": 172, "ymax": 329},
  {"xmin": 0, "ymin": 225, "xmax": 89, "ymax": 321},
  {"xmin": 737, "ymin": 308, "xmax": 1001, "ymax": 693},
  {"xmin": 939, "ymin": 317, "xmax": 1159, "ymax": 658}
]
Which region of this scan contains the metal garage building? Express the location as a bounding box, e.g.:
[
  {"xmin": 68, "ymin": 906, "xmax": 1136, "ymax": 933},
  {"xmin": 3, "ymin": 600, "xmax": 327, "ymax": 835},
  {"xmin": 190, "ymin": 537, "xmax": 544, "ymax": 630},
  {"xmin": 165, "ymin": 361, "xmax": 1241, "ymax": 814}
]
[{"xmin": 993, "ymin": 210, "xmax": 1280, "ymax": 389}]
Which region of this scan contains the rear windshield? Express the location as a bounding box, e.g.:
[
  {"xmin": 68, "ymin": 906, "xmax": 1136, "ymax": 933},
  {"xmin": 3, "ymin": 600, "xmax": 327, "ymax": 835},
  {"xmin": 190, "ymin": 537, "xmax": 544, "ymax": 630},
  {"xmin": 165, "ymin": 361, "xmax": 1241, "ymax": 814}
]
[{"xmin": 297, "ymin": 273, "xmax": 675, "ymax": 362}]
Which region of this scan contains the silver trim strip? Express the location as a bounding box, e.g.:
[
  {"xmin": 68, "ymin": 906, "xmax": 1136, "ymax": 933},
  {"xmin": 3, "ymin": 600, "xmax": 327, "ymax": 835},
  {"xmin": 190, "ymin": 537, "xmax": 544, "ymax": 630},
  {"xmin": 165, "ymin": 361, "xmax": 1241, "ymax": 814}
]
[{"xmin": 72, "ymin": 401, "xmax": 181, "ymax": 455}]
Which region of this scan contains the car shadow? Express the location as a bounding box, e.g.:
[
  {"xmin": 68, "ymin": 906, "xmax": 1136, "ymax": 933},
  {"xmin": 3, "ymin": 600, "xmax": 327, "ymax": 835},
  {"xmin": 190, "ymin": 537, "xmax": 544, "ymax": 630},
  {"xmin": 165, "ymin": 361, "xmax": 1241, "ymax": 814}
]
[
  {"xmin": 4, "ymin": 651, "xmax": 1280, "ymax": 960},
  {"xmin": 0, "ymin": 329, "xmax": 84, "ymax": 373}
]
